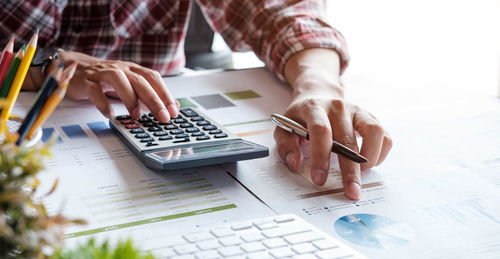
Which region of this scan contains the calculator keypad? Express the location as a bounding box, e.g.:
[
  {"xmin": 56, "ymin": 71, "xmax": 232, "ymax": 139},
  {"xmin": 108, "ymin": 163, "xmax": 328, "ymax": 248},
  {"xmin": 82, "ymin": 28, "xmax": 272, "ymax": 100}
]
[{"xmin": 113, "ymin": 108, "xmax": 231, "ymax": 149}]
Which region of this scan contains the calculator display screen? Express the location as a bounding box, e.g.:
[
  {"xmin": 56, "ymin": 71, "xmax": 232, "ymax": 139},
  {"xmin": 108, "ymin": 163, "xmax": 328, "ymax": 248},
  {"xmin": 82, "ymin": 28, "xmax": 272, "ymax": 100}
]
[{"xmin": 152, "ymin": 142, "xmax": 253, "ymax": 161}]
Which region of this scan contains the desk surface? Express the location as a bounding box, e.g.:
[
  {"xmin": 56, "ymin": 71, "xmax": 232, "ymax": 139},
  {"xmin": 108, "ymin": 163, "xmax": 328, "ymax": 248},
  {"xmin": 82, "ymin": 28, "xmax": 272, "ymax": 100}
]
[{"xmin": 17, "ymin": 66, "xmax": 500, "ymax": 258}]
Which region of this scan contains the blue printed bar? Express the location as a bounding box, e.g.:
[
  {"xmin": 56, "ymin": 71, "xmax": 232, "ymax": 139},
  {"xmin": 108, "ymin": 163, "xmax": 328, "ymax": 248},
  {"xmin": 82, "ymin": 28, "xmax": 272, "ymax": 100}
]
[
  {"xmin": 41, "ymin": 128, "xmax": 63, "ymax": 143},
  {"xmin": 61, "ymin": 124, "xmax": 88, "ymax": 139},
  {"xmin": 87, "ymin": 121, "xmax": 113, "ymax": 138}
]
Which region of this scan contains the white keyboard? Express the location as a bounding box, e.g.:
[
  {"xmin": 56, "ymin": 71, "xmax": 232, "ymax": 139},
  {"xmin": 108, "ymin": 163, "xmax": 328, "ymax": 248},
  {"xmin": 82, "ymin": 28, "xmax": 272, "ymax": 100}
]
[{"xmin": 146, "ymin": 214, "xmax": 368, "ymax": 259}]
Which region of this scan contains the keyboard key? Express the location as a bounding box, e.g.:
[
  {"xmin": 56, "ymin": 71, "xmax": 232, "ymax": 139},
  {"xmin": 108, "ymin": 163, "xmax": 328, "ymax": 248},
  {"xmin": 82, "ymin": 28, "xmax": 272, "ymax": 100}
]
[
  {"xmin": 314, "ymin": 247, "xmax": 352, "ymax": 259},
  {"xmin": 293, "ymin": 254, "xmax": 317, "ymax": 259},
  {"xmin": 210, "ymin": 228, "xmax": 235, "ymax": 238},
  {"xmin": 129, "ymin": 128, "xmax": 145, "ymax": 133},
  {"xmin": 153, "ymin": 131, "xmax": 168, "ymax": 136},
  {"xmin": 312, "ymin": 239, "xmax": 338, "ymax": 250},
  {"xmin": 165, "ymin": 124, "xmax": 179, "ymax": 130},
  {"xmin": 183, "ymin": 231, "xmax": 215, "ymax": 243},
  {"xmin": 143, "ymin": 122, "xmax": 156, "ymax": 127},
  {"xmin": 173, "ymin": 138, "xmax": 190, "ymax": 143},
  {"xmin": 208, "ymin": 129, "xmax": 222, "ymax": 134},
  {"xmin": 269, "ymin": 247, "xmax": 296, "ymax": 258},
  {"xmin": 194, "ymin": 250, "xmax": 220, "ymax": 259},
  {"xmin": 262, "ymin": 225, "xmax": 309, "ymax": 238},
  {"xmin": 291, "ymin": 243, "xmax": 317, "ymax": 254},
  {"xmin": 274, "ymin": 215, "xmax": 295, "ymax": 224},
  {"xmin": 262, "ymin": 238, "xmax": 288, "ymax": 249},
  {"xmin": 255, "ymin": 222, "xmax": 278, "ymax": 230},
  {"xmin": 140, "ymin": 137, "xmax": 155, "ymax": 143},
  {"xmin": 175, "ymin": 133, "xmax": 190, "ymax": 138},
  {"xmin": 180, "ymin": 122, "xmax": 194, "ymax": 128},
  {"xmin": 151, "ymin": 247, "xmax": 176, "ymax": 257},
  {"xmin": 147, "ymin": 112, "xmax": 155, "ymax": 117},
  {"xmin": 196, "ymin": 135, "xmax": 210, "ymax": 141},
  {"xmin": 138, "ymin": 117, "xmax": 152, "ymax": 123},
  {"xmin": 231, "ymin": 223, "xmax": 253, "ymax": 231},
  {"xmin": 147, "ymin": 126, "xmax": 162, "ymax": 132},
  {"xmin": 116, "ymin": 115, "xmax": 131, "ymax": 120},
  {"xmin": 173, "ymin": 244, "xmax": 199, "ymax": 254},
  {"xmin": 246, "ymin": 251, "xmax": 274, "ymax": 259},
  {"xmin": 197, "ymin": 120, "xmax": 211, "ymax": 126},
  {"xmin": 214, "ymin": 133, "xmax": 228, "ymax": 138},
  {"xmin": 146, "ymin": 142, "xmax": 159, "ymax": 147},
  {"xmin": 135, "ymin": 133, "xmax": 150, "ymax": 139},
  {"xmin": 284, "ymin": 231, "xmax": 322, "ymax": 245},
  {"xmin": 240, "ymin": 233, "xmax": 264, "ymax": 242},
  {"xmin": 185, "ymin": 127, "xmax": 200, "ymax": 133},
  {"xmin": 240, "ymin": 242, "xmax": 266, "ymax": 253},
  {"xmin": 218, "ymin": 246, "xmax": 243, "ymax": 256},
  {"xmin": 173, "ymin": 255, "xmax": 195, "ymax": 259},
  {"xmin": 190, "ymin": 116, "xmax": 204, "ymax": 121},
  {"xmin": 191, "ymin": 131, "xmax": 205, "ymax": 136},
  {"xmin": 203, "ymin": 125, "xmax": 217, "ymax": 131},
  {"xmin": 159, "ymin": 135, "xmax": 173, "ymax": 141},
  {"xmin": 197, "ymin": 239, "xmax": 221, "ymax": 250},
  {"xmin": 219, "ymin": 236, "xmax": 242, "ymax": 246},
  {"xmin": 173, "ymin": 118, "xmax": 187, "ymax": 123},
  {"xmin": 181, "ymin": 108, "xmax": 198, "ymax": 117}
]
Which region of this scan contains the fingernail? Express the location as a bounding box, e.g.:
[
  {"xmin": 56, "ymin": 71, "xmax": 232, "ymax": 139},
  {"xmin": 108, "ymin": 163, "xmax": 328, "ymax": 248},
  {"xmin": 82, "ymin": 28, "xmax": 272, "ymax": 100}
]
[
  {"xmin": 311, "ymin": 170, "xmax": 328, "ymax": 186},
  {"xmin": 157, "ymin": 108, "xmax": 169, "ymax": 122},
  {"xmin": 168, "ymin": 104, "xmax": 178, "ymax": 117},
  {"xmin": 346, "ymin": 182, "xmax": 362, "ymax": 201},
  {"xmin": 132, "ymin": 106, "xmax": 141, "ymax": 119},
  {"xmin": 285, "ymin": 153, "xmax": 297, "ymax": 169}
]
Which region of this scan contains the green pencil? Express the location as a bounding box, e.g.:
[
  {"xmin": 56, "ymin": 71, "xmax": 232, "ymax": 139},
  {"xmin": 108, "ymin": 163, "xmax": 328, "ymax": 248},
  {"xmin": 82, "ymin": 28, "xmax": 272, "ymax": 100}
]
[{"xmin": 0, "ymin": 45, "xmax": 25, "ymax": 98}]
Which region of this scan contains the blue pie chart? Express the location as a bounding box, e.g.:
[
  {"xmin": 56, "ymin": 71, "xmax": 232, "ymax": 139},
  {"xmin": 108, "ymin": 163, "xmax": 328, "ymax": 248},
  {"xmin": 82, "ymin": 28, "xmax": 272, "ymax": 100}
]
[{"xmin": 334, "ymin": 213, "xmax": 415, "ymax": 249}]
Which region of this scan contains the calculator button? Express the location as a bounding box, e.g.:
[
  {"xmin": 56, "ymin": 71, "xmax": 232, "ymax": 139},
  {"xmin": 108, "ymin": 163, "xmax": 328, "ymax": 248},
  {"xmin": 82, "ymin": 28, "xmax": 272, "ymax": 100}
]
[
  {"xmin": 173, "ymin": 118, "xmax": 187, "ymax": 123},
  {"xmin": 170, "ymin": 129, "xmax": 184, "ymax": 135},
  {"xmin": 148, "ymin": 126, "xmax": 162, "ymax": 132},
  {"xmin": 180, "ymin": 123, "xmax": 194, "ymax": 128},
  {"xmin": 120, "ymin": 119, "xmax": 135, "ymax": 125},
  {"xmin": 196, "ymin": 121, "xmax": 211, "ymax": 126},
  {"xmin": 209, "ymin": 129, "xmax": 222, "ymax": 135},
  {"xmin": 153, "ymin": 131, "xmax": 168, "ymax": 136},
  {"xmin": 148, "ymin": 112, "xmax": 155, "ymax": 117},
  {"xmin": 135, "ymin": 133, "xmax": 151, "ymax": 139},
  {"xmin": 138, "ymin": 117, "xmax": 152, "ymax": 123},
  {"xmin": 180, "ymin": 108, "xmax": 198, "ymax": 117},
  {"xmin": 185, "ymin": 127, "xmax": 200, "ymax": 133},
  {"xmin": 146, "ymin": 142, "xmax": 159, "ymax": 147},
  {"xmin": 125, "ymin": 123, "xmax": 141, "ymax": 129},
  {"xmin": 196, "ymin": 135, "xmax": 210, "ymax": 141},
  {"xmin": 140, "ymin": 137, "xmax": 155, "ymax": 142},
  {"xmin": 214, "ymin": 133, "xmax": 228, "ymax": 138},
  {"xmin": 165, "ymin": 125, "xmax": 179, "ymax": 130},
  {"xmin": 191, "ymin": 132, "xmax": 205, "ymax": 137},
  {"xmin": 158, "ymin": 121, "xmax": 169, "ymax": 126},
  {"xmin": 173, "ymin": 138, "xmax": 190, "ymax": 143},
  {"xmin": 143, "ymin": 122, "xmax": 156, "ymax": 127},
  {"xmin": 175, "ymin": 134, "xmax": 190, "ymax": 139},
  {"xmin": 190, "ymin": 116, "xmax": 204, "ymax": 122},
  {"xmin": 130, "ymin": 128, "xmax": 145, "ymax": 134},
  {"xmin": 159, "ymin": 135, "xmax": 173, "ymax": 141},
  {"xmin": 116, "ymin": 115, "xmax": 131, "ymax": 120},
  {"xmin": 203, "ymin": 125, "xmax": 217, "ymax": 131}
]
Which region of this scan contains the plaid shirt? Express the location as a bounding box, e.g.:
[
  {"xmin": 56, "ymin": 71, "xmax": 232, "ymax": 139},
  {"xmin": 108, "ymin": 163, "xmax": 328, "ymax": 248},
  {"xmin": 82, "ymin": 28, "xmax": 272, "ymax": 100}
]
[{"xmin": 0, "ymin": 0, "xmax": 349, "ymax": 80}]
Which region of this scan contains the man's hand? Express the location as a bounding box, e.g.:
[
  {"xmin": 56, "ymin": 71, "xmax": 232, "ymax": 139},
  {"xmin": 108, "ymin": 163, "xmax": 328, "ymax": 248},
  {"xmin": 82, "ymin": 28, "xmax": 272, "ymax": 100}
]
[
  {"xmin": 276, "ymin": 48, "xmax": 392, "ymax": 200},
  {"xmin": 34, "ymin": 50, "xmax": 179, "ymax": 122}
]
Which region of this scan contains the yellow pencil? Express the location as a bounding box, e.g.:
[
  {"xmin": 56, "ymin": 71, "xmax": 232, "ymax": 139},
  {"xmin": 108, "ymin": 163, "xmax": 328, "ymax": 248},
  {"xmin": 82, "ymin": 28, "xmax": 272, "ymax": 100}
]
[
  {"xmin": 0, "ymin": 30, "xmax": 38, "ymax": 133},
  {"xmin": 26, "ymin": 63, "xmax": 77, "ymax": 139}
]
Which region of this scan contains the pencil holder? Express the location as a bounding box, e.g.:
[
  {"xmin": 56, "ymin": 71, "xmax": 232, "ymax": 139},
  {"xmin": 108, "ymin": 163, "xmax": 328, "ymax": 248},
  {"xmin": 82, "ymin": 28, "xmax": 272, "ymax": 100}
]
[{"xmin": 0, "ymin": 114, "xmax": 42, "ymax": 147}]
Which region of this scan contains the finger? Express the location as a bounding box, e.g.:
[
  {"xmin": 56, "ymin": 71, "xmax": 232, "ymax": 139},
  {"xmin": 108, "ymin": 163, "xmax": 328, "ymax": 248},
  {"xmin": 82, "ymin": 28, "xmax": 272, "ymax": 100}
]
[
  {"xmin": 299, "ymin": 100, "xmax": 333, "ymax": 187},
  {"xmin": 124, "ymin": 71, "xmax": 171, "ymax": 123},
  {"xmin": 87, "ymin": 69, "xmax": 141, "ymax": 119},
  {"xmin": 328, "ymin": 100, "xmax": 361, "ymax": 201},
  {"xmin": 86, "ymin": 81, "xmax": 115, "ymax": 118},
  {"xmin": 130, "ymin": 66, "xmax": 179, "ymax": 118},
  {"xmin": 274, "ymin": 127, "xmax": 303, "ymax": 171},
  {"xmin": 376, "ymin": 132, "xmax": 393, "ymax": 165},
  {"xmin": 352, "ymin": 111, "xmax": 385, "ymax": 171}
]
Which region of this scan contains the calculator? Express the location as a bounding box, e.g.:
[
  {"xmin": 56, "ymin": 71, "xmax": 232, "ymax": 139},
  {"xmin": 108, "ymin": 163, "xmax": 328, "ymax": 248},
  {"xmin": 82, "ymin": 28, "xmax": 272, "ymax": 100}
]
[{"xmin": 109, "ymin": 108, "xmax": 269, "ymax": 171}]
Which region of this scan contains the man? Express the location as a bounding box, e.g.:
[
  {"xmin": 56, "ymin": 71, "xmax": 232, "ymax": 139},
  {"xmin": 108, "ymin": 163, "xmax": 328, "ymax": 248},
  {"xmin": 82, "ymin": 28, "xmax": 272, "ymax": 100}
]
[{"xmin": 0, "ymin": 0, "xmax": 392, "ymax": 200}]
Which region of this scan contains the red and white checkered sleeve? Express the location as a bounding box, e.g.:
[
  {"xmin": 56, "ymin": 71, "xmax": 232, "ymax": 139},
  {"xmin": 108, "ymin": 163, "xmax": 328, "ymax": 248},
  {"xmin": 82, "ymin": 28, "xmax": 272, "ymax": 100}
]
[{"xmin": 197, "ymin": 0, "xmax": 350, "ymax": 81}]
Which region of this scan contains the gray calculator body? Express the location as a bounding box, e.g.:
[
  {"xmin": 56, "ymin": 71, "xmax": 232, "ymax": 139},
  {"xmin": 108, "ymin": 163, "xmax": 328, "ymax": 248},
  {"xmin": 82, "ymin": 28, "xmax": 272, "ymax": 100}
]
[{"xmin": 109, "ymin": 108, "xmax": 269, "ymax": 171}]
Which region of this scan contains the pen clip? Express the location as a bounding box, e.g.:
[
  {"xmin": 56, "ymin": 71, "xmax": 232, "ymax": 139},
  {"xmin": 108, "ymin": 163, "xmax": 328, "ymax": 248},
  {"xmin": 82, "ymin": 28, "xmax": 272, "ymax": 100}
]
[{"xmin": 271, "ymin": 114, "xmax": 293, "ymax": 133}]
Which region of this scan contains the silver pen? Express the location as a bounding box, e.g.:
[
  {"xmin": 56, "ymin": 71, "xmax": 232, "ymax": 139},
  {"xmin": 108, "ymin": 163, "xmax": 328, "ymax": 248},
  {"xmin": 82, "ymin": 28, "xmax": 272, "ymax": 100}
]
[{"xmin": 271, "ymin": 114, "xmax": 368, "ymax": 163}]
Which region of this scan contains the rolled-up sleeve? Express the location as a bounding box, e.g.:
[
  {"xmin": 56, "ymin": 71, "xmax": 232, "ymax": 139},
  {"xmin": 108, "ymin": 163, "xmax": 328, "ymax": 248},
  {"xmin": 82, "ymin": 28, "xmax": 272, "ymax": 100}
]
[{"xmin": 197, "ymin": 0, "xmax": 350, "ymax": 81}]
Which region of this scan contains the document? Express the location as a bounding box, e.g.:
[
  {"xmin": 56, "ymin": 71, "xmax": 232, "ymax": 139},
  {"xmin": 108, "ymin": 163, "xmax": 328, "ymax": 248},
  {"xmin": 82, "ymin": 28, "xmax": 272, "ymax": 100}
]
[{"xmin": 14, "ymin": 93, "xmax": 274, "ymax": 254}]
